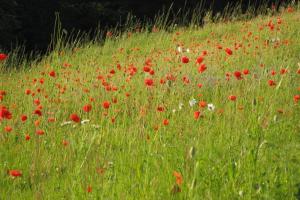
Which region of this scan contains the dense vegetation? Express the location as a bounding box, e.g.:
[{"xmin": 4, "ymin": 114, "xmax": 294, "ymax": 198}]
[
  {"xmin": 0, "ymin": 3, "xmax": 299, "ymax": 199},
  {"xmin": 0, "ymin": 0, "xmax": 294, "ymax": 54}
]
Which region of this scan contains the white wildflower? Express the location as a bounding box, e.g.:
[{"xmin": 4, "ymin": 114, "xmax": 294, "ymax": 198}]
[
  {"xmin": 81, "ymin": 119, "xmax": 90, "ymax": 125},
  {"xmin": 60, "ymin": 121, "xmax": 72, "ymax": 126},
  {"xmin": 176, "ymin": 45, "xmax": 182, "ymax": 53},
  {"xmin": 172, "ymin": 109, "xmax": 177, "ymax": 113},
  {"xmin": 179, "ymin": 102, "xmax": 184, "ymax": 110},
  {"xmin": 189, "ymin": 99, "xmax": 197, "ymax": 107},
  {"xmin": 207, "ymin": 103, "xmax": 215, "ymax": 111}
]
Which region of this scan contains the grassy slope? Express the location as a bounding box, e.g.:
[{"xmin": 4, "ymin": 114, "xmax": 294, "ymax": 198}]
[{"xmin": 0, "ymin": 8, "xmax": 300, "ymax": 200}]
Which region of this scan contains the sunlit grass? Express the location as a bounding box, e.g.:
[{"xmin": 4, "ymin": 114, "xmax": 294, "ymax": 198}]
[{"xmin": 0, "ymin": 5, "xmax": 300, "ymax": 200}]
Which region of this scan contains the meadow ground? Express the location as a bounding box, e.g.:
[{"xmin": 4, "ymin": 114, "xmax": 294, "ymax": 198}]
[{"xmin": 0, "ymin": 6, "xmax": 300, "ymax": 200}]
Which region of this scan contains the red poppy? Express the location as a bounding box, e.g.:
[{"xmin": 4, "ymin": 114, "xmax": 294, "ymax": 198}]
[
  {"xmin": 157, "ymin": 106, "xmax": 164, "ymax": 112},
  {"xmin": 143, "ymin": 65, "xmax": 151, "ymax": 72},
  {"xmin": 33, "ymin": 109, "xmax": 42, "ymax": 116},
  {"xmin": 4, "ymin": 126, "xmax": 12, "ymax": 132},
  {"xmin": 173, "ymin": 171, "xmax": 183, "ymax": 185},
  {"xmin": 83, "ymin": 104, "xmax": 92, "ymax": 113},
  {"xmin": 228, "ymin": 95, "xmax": 237, "ymax": 101},
  {"xmin": 0, "ymin": 53, "xmax": 8, "ymax": 61},
  {"xmin": 199, "ymin": 101, "xmax": 207, "ymax": 108},
  {"xmin": 49, "ymin": 70, "xmax": 56, "ymax": 77},
  {"xmin": 70, "ymin": 113, "xmax": 81, "ymax": 123},
  {"xmin": 0, "ymin": 106, "xmax": 12, "ymax": 121},
  {"xmin": 8, "ymin": 170, "xmax": 22, "ymax": 177},
  {"xmin": 270, "ymin": 70, "xmax": 276, "ymax": 76},
  {"xmin": 198, "ymin": 64, "xmax": 207, "ymax": 73},
  {"xmin": 243, "ymin": 69, "xmax": 250, "ymax": 75},
  {"xmin": 102, "ymin": 101, "xmax": 110, "ymax": 109},
  {"xmin": 144, "ymin": 78, "xmax": 154, "ymax": 87},
  {"xmin": 62, "ymin": 140, "xmax": 69, "ymax": 147},
  {"xmin": 163, "ymin": 119, "xmax": 169, "ymax": 126},
  {"xmin": 87, "ymin": 186, "xmax": 92, "ymax": 193},
  {"xmin": 25, "ymin": 89, "xmax": 31, "ymax": 95},
  {"xmin": 48, "ymin": 117, "xmax": 56, "ymax": 122},
  {"xmin": 181, "ymin": 56, "xmax": 189, "ymax": 64},
  {"xmin": 225, "ymin": 48, "xmax": 233, "ymax": 55},
  {"xmin": 21, "ymin": 115, "xmax": 28, "ymax": 122},
  {"xmin": 268, "ymin": 80, "xmax": 276, "ymax": 86},
  {"xmin": 294, "ymin": 95, "xmax": 300, "ymax": 103},
  {"xmin": 0, "ymin": 90, "xmax": 6, "ymax": 96},
  {"xmin": 36, "ymin": 130, "xmax": 45, "ymax": 135},
  {"xmin": 194, "ymin": 111, "xmax": 201, "ymax": 119},
  {"xmin": 196, "ymin": 56, "xmax": 204, "ymax": 64},
  {"xmin": 149, "ymin": 69, "xmax": 155, "ymax": 75},
  {"xmin": 280, "ymin": 68, "xmax": 288, "ymax": 75},
  {"xmin": 25, "ymin": 134, "xmax": 31, "ymax": 141},
  {"xmin": 34, "ymin": 99, "xmax": 40, "ymax": 106},
  {"xmin": 234, "ymin": 71, "xmax": 243, "ymax": 80}
]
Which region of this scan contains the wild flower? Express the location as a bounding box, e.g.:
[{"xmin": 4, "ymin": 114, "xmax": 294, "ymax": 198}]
[{"xmin": 189, "ymin": 99, "xmax": 197, "ymax": 107}]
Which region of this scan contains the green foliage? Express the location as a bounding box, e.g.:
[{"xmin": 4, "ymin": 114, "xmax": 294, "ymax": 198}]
[{"xmin": 0, "ymin": 6, "xmax": 299, "ymax": 199}]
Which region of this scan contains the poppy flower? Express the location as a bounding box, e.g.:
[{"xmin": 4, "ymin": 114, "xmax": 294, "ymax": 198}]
[
  {"xmin": 181, "ymin": 56, "xmax": 189, "ymax": 64},
  {"xmin": 157, "ymin": 106, "xmax": 164, "ymax": 112},
  {"xmin": 270, "ymin": 70, "xmax": 276, "ymax": 76},
  {"xmin": 0, "ymin": 106, "xmax": 12, "ymax": 121},
  {"xmin": 48, "ymin": 117, "xmax": 56, "ymax": 122},
  {"xmin": 25, "ymin": 134, "xmax": 31, "ymax": 141},
  {"xmin": 198, "ymin": 64, "xmax": 207, "ymax": 73},
  {"xmin": 196, "ymin": 56, "xmax": 204, "ymax": 64},
  {"xmin": 199, "ymin": 101, "xmax": 207, "ymax": 108},
  {"xmin": 194, "ymin": 111, "xmax": 201, "ymax": 119},
  {"xmin": 70, "ymin": 113, "xmax": 81, "ymax": 123},
  {"xmin": 280, "ymin": 68, "xmax": 288, "ymax": 75},
  {"xmin": 149, "ymin": 69, "xmax": 155, "ymax": 75},
  {"xmin": 143, "ymin": 65, "xmax": 151, "ymax": 72},
  {"xmin": 144, "ymin": 78, "xmax": 154, "ymax": 87},
  {"xmin": 197, "ymin": 83, "xmax": 203, "ymax": 88},
  {"xmin": 228, "ymin": 95, "xmax": 237, "ymax": 101},
  {"xmin": 173, "ymin": 171, "xmax": 183, "ymax": 185},
  {"xmin": 62, "ymin": 140, "xmax": 69, "ymax": 147},
  {"xmin": 83, "ymin": 104, "xmax": 92, "ymax": 113},
  {"xmin": 234, "ymin": 71, "xmax": 243, "ymax": 80},
  {"xmin": 0, "ymin": 53, "xmax": 8, "ymax": 61},
  {"xmin": 36, "ymin": 130, "xmax": 45, "ymax": 135},
  {"xmin": 25, "ymin": 89, "xmax": 31, "ymax": 95},
  {"xmin": 0, "ymin": 90, "xmax": 6, "ymax": 96},
  {"xmin": 34, "ymin": 99, "xmax": 40, "ymax": 106},
  {"xmin": 243, "ymin": 69, "xmax": 250, "ymax": 75},
  {"xmin": 8, "ymin": 170, "xmax": 22, "ymax": 177},
  {"xmin": 102, "ymin": 101, "xmax": 110, "ymax": 109},
  {"xmin": 268, "ymin": 80, "xmax": 276, "ymax": 86},
  {"xmin": 225, "ymin": 48, "xmax": 233, "ymax": 55},
  {"xmin": 49, "ymin": 70, "xmax": 56, "ymax": 77},
  {"xmin": 21, "ymin": 115, "xmax": 27, "ymax": 122},
  {"xmin": 87, "ymin": 186, "xmax": 92, "ymax": 193},
  {"xmin": 294, "ymin": 95, "xmax": 300, "ymax": 103},
  {"xmin": 4, "ymin": 126, "xmax": 12, "ymax": 132},
  {"xmin": 33, "ymin": 109, "xmax": 42, "ymax": 116},
  {"xmin": 163, "ymin": 119, "xmax": 169, "ymax": 126}
]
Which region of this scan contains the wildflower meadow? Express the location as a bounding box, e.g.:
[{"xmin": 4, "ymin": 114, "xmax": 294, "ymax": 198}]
[{"xmin": 0, "ymin": 4, "xmax": 299, "ymax": 200}]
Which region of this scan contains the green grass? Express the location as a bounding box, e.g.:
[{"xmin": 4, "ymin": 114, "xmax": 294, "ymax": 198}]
[{"xmin": 0, "ymin": 6, "xmax": 300, "ymax": 200}]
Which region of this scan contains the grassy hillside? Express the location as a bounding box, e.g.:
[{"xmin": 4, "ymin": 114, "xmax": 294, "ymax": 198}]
[{"xmin": 0, "ymin": 6, "xmax": 300, "ymax": 200}]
